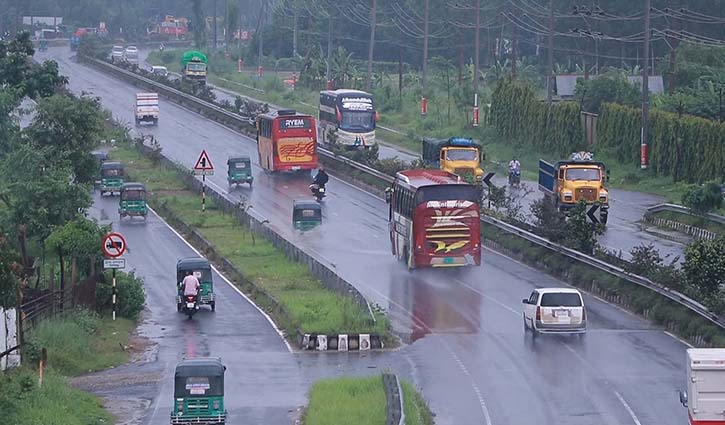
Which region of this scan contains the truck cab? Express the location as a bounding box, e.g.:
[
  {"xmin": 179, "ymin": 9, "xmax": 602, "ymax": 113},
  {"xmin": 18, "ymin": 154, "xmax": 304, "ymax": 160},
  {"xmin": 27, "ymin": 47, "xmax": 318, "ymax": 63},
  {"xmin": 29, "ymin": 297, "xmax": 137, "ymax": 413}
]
[
  {"xmin": 538, "ymin": 152, "xmax": 610, "ymax": 224},
  {"xmin": 422, "ymin": 137, "xmax": 485, "ymax": 184},
  {"xmin": 680, "ymin": 348, "xmax": 725, "ymax": 425}
]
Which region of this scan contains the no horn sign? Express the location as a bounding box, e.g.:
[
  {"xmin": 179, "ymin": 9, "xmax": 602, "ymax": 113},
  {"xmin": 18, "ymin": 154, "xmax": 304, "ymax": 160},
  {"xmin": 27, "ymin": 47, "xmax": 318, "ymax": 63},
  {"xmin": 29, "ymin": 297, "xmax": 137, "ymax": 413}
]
[{"xmin": 102, "ymin": 232, "xmax": 127, "ymax": 258}]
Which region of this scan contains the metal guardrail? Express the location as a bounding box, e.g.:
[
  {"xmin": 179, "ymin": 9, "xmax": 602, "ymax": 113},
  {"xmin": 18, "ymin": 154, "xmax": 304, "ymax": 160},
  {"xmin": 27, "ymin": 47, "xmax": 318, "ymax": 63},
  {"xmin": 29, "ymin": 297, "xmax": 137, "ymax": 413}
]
[
  {"xmin": 83, "ymin": 55, "xmax": 725, "ymax": 331},
  {"xmin": 481, "ymin": 215, "xmax": 725, "ymax": 329},
  {"xmin": 647, "ymin": 203, "xmax": 725, "ymax": 225}
]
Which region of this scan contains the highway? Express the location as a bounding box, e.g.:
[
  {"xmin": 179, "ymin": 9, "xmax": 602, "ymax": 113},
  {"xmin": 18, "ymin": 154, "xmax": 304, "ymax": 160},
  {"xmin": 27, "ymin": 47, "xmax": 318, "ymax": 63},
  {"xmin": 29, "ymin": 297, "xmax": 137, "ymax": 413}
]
[{"xmin": 43, "ymin": 47, "xmax": 690, "ymax": 425}]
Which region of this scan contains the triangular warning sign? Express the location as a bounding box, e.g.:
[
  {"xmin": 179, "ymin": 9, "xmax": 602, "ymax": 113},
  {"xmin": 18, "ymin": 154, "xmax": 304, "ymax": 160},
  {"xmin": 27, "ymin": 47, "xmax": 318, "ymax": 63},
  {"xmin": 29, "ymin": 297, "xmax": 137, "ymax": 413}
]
[{"xmin": 194, "ymin": 149, "xmax": 214, "ymax": 170}]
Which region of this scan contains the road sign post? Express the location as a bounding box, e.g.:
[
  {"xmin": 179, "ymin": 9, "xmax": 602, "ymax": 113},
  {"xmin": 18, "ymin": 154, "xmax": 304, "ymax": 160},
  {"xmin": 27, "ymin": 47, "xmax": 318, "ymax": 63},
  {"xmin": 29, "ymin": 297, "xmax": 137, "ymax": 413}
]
[
  {"xmin": 587, "ymin": 204, "xmax": 600, "ymax": 225},
  {"xmin": 193, "ymin": 150, "xmax": 214, "ymax": 212},
  {"xmin": 102, "ymin": 232, "xmax": 127, "ymax": 321}
]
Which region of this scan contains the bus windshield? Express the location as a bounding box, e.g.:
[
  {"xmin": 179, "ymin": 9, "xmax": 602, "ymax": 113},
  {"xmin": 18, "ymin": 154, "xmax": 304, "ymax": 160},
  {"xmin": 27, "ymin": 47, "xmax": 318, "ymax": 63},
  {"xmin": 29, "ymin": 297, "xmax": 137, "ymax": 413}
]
[{"xmin": 340, "ymin": 111, "xmax": 374, "ymax": 132}]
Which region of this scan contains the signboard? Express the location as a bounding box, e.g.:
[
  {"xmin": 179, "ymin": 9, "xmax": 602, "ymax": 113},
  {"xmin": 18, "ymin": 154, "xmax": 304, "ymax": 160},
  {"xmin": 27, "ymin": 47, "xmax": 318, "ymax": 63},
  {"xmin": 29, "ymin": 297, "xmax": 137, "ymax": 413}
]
[
  {"xmin": 316, "ymin": 334, "xmax": 327, "ymax": 351},
  {"xmin": 338, "ymin": 334, "xmax": 348, "ymax": 351},
  {"xmin": 102, "ymin": 232, "xmax": 127, "ymax": 258},
  {"xmin": 193, "ymin": 149, "xmax": 214, "ymax": 176},
  {"xmin": 587, "ymin": 204, "xmax": 600, "ymax": 224},
  {"xmin": 279, "ymin": 117, "xmax": 311, "ymax": 130},
  {"xmin": 341, "ymin": 96, "xmax": 374, "ymax": 111},
  {"xmin": 103, "ymin": 259, "xmax": 126, "ymax": 269},
  {"xmin": 359, "ymin": 334, "xmax": 371, "ymax": 351}
]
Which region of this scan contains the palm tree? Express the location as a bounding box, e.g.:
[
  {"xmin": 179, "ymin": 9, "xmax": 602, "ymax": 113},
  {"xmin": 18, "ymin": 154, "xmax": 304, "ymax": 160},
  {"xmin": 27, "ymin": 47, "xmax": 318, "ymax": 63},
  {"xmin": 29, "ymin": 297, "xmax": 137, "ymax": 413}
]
[{"xmin": 332, "ymin": 46, "xmax": 357, "ymax": 88}]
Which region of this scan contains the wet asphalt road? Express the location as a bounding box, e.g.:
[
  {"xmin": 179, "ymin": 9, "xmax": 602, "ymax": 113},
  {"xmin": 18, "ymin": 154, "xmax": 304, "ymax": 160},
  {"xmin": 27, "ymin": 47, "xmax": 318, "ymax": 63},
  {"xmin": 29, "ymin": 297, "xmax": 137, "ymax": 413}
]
[{"xmin": 43, "ymin": 47, "xmax": 691, "ymax": 425}]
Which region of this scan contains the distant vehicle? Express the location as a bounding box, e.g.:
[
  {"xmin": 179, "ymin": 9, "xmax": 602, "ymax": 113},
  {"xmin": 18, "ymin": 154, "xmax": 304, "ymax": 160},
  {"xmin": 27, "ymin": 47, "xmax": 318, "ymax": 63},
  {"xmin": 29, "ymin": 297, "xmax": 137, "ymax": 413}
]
[
  {"xmin": 176, "ymin": 257, "xmax": 215, "ymax": 312},
  {"xmin": 256, "ymin": 109, "xmax": 318, "ymax": 173},
  {"xmin": 110, "ymin": 45, "xmax": 124, "ymax": 63},
  {"xmin": 99, "ymin": 161, "xmax": 124, "ymax": 196},
  {"xmin": 293, "ymin": 200, "xmax": 322, "ymax": 230},
  {"xmin": 134, "ymin": 93, "xmax": 159, "ymax": 126},
  {"xmin": 539, "ymin": 151, "xmax": 610, "ymax": 225},
  {"xmin": 226, "ymin": 156, "xmax": 253, "ymax": 187},
  {"xmin": 118, "ymin": 182, "xmax": 147, "ymax": 221},
  {"xmin": 151, "ymin": 66, "xmax": 168, "ymax": 77},
  {"xmin": 180, "ymin": 50, "xmax": 208, "ymax": 85},
  {"xmin": 123, "ymin": 45, "xmax": 139, "ymax": 65},
  {"xmin": 679, "ymin": 348, "xmax": 725, "ymax": 425},
  {"xmin": 522, "ymin": 288, "xmax": 586, "ymax": 336},
  {"xmin": 385, "ymin": 169, "xmax": 481, "ymax": 270},
  {"xmin": 421, "ymin": 137, "xmax": 485, "ymax": 184},
  {"xmin": 318, "ymin": 89, "xmax": 378, "ymax": 149}
]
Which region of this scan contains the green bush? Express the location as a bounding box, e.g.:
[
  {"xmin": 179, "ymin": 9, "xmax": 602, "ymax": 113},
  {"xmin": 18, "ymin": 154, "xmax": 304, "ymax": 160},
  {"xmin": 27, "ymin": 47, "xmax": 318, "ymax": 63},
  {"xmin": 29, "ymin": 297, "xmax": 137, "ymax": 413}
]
[
  {"xmin": 682, "ymin": 182, "xmax": 723, "ymax": 214},
  {"xmin": 96, "ymin": 270, "xmax": 146, "ymax": 319},
  {"xmin": 160, "ymin": 51, "xmax": 177, "ymax": 64}
]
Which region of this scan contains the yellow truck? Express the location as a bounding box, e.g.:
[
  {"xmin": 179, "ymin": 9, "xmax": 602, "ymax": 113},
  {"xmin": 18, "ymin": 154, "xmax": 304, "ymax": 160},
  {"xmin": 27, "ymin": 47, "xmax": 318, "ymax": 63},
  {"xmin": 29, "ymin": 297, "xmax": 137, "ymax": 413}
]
[
  {"xmin": 421, "ymin": 137, "xmax": 485, "ymax": 184},
  {"xmin": 538, "ymin": 152, "xmax": 610, "ymax": 224}
]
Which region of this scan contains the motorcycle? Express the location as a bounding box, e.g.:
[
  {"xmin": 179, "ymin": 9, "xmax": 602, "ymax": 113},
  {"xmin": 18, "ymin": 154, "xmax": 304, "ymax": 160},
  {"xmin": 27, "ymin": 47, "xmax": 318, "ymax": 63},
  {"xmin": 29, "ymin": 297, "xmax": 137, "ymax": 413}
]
[
  {"xmin": 310, "ymin": 183, "xmax": 326, "ymax": 202},
  {"xmin": 159, "ymin": 43, "xmax": 165, "ymax": 52},
  {"xmin": 508, "ymin": 168, "xmax": 521, "ymax": 187},
  {"xmin": 182, "ymin": 294, "xmax": 199, "ymax": 319}
]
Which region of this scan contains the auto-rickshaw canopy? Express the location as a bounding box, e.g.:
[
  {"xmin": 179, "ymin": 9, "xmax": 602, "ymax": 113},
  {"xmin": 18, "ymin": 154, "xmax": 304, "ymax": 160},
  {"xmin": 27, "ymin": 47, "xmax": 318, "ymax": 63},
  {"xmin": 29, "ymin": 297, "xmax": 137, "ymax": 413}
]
[
  {"xmin": 120, "ymin": 182, "xmax": 146, "ymax": 200},
  {"xmin": 227, "ymin": 156, "xmax": 251, "ymax": 168},
  {"xmin": 173, "ymin": 357, "xmax": 226, "ymax": 398},
  {"xmin": 101, "ymin": 161, "xmax": 124, "ymax": 176},
  {"xmin": 293, "ymin": 200, "xmax": 322, "ymax": 223},
  {"xmin": 176, "ymin": 257, "xmax": 212, "ymax": 282}
]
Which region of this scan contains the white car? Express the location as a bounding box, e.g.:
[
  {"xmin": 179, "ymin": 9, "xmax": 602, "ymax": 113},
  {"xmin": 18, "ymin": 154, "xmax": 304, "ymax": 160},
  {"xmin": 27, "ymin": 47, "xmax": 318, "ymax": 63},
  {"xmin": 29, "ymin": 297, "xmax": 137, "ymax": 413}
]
[
  {"xmin": 151, "ymin": 66, "xmax": 168, "ymax": 77},
  {"xmin": 111, "ymin": 45, "xmax": 124, "ymax": 62},
  {"xmin": 522, "ymin": 288, "xmax": 586, "ymax": 336}
]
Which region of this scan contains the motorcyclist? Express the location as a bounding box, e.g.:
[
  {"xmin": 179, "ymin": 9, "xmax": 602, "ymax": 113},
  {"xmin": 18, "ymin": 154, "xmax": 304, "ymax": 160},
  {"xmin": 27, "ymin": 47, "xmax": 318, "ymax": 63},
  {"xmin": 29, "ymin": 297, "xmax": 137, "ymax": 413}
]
[
  {"xmin": 181, "ymin": 270, "xmax": 200, "ymax": 301},
  {"xmin": 508, "ymin": 157, "xmax": 521, "ymax": 173},
  {"xmin": 312, "ymin": 167, "xmax": 329, "ymax": 189},
  {"xmin": 159, "ymin": 42, "xmax": 165, "ymax": 52}
]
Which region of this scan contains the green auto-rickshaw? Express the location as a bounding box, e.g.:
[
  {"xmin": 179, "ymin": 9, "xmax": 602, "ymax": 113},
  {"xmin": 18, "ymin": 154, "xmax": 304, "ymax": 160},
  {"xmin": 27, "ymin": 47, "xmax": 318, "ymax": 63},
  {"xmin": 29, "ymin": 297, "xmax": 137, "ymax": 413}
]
[
  {"xmin": 100, "ymin": 161, "xmax": 125, "ymax": 196},
  {"xmin": 119, "ymin": 182, "xmax": 148, "ymax": 221},
  {"xmin": 170, "ymin": 357, "xmax": 227, "ymax": 424},
  {"xmin": 227, "ymin": 156, "xmax": 253, "ymax": 187},
  {"xmin": 292, "ymin": 200, "xmax": 322, "ymax": 230},
  {"xmin": 176, "ymin": 257, "xmax": 215, "ymax": 311}
]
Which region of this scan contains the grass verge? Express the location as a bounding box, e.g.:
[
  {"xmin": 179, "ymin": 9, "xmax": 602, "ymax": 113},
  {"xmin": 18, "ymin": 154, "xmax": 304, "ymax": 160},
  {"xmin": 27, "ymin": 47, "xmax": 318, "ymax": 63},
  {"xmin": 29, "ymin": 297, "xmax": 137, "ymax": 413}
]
[
  {"xmin": 303, "ymin": 375, "xmax": 433, "ymax": 425},
  {"xmin": 481, "ymin": 221, "xmax": 725, "ymax": 347},
  {"xmin": 25, "ymin": 309, "xmax": 134, "ymax": 376},
  {"xmin": 1, "ymin": 309, "xmax": 136, "ymax": 424},
  {"xmin": 0, "ymin": 368, "xmax": 113, "ymax": 425},
  {"xmin": 650, "ymin": 210, "xmax": 725, "ymax": 236},
  {"xmin": 110, "ymin": 144, "xmax": 390, "ymax": 339}
]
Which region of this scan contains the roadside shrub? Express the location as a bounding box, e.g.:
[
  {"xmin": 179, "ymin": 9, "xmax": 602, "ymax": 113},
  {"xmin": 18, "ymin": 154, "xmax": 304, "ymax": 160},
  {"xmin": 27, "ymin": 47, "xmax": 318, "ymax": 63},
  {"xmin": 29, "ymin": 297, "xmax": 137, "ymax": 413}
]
[
  {"xmin": 160, "ymin": 51, "xmax": 176, "ymax": 64},
  {"xmin": 96, "ymin": 270, "xmax": 146, "ymax": 319},
  {"xmin": 682, "ymin": 181, "xmax": 723, "ymax": 214},
  {"xmin": 683, "ymin": 236, "xmax": 725, "ymax": 314}
]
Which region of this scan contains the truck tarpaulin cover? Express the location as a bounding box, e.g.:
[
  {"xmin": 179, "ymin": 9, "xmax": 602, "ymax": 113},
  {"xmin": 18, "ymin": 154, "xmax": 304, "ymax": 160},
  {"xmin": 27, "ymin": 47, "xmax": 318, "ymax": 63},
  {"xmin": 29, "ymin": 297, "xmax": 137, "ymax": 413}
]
[{"xmin": 181, "ymin": 51, "xmax": 208, "ymax": 65}]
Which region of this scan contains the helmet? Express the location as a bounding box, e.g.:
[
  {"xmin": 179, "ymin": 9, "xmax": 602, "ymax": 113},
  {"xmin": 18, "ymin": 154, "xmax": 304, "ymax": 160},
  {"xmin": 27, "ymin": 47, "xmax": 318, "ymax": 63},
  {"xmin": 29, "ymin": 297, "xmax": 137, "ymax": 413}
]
[{"xmin": 319, "ymin": 167, "xmax": 325, "ymax": 172}]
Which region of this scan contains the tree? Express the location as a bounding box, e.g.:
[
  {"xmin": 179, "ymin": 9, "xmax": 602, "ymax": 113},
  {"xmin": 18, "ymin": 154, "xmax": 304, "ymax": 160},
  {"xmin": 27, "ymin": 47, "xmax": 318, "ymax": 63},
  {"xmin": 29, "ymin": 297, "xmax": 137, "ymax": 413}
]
[
  {"xmin": 562, "ymin": 201, "xmax": 604, "ymax": 254},
  {"xmin": 531, "ymin": 198, "xmax": 566, "ymax": 242},
  {"xmin": 682, "ymin": 182, "xmax": 723, "ymax": 214},
  {"xmin": 574, "ymin": 71, "xmax": 640, "ymax": 114},
  {"xmin": 46, "ymin": 217, "xmax": 106, "ymax": 294},
  {"xmin": 26, "ymin": 94, "xmax": 106, "ymax": 184},
  {"xmin": 683, "ymin": 236, "xmax": 725, "ymax": 314},
  {"xmin": 0, "ymin": 145, "xmax": 92, "ymax": 269},
  {"xmin": 0, "ymin": 235, "xmax": 21, "ymax": 308}
]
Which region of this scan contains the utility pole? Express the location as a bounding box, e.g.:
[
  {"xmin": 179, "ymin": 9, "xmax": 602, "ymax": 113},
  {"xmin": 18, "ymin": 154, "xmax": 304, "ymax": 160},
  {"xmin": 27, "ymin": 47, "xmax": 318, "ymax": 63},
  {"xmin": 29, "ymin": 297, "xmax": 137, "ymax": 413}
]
[
  {"xmin": 641, "ymin": 0, "xmax": 651, "ymax": 169},
  {"xmin": 473, "ymin": 0, "xmax": 480, "ymax": 95},
  {"xmin": 326, "ymin": 16, "xmax": 332, "ymax": 87},
  {"xmin": 257, "ymin": 1, "xmax": 264, "ymax": 73},
  {"xmin": 422, "ymin": 0, "xmax": 430, "ymax": 96},
  {"xmin": 292, "ymin": 0, "xmax": 298, "ymax": 58},
  {"xmin": 547, "ymin": 0, "xmax": 554, "ymax": 104},
  {"xmin": 366, "ymin": 0, "xmax": 377, "ymax": 91},
  {"xmin": 213, "ymin": 0, "xmax": 218, "ymax": 50}
]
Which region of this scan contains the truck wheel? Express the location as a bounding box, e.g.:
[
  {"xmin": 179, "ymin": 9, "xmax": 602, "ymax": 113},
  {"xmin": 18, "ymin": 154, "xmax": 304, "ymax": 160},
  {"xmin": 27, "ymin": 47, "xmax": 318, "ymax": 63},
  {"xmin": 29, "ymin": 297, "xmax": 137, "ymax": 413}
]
[
  {"xmin": 211, "ymin": 302, "xmax": 216, "ymax": 312},
  {"xmin": 153, "ymin": 118, "xmax": 158, "ymax": 126},
  {"xmin": 600, "ymin": 212, "xmax": 608, "ymax": 225}
]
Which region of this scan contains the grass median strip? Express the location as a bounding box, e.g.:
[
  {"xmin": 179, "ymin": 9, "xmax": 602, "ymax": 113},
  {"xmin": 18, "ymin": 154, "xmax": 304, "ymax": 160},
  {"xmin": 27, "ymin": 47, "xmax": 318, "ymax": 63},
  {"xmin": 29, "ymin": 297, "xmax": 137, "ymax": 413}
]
[
  {"xmin": 111, "ymin": 144, "xmax": 390, "ymax": 339},
  {"xmin": 303, "ymin": 374, "xmax": 433, "ymax": 425}
]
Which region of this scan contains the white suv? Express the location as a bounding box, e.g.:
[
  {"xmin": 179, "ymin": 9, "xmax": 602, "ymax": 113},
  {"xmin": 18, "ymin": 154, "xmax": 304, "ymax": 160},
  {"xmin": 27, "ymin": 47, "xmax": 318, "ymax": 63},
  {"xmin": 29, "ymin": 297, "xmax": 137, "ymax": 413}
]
[{"xmin": 523, "ymin": 288, "xmax": 586, "ymax": 336}]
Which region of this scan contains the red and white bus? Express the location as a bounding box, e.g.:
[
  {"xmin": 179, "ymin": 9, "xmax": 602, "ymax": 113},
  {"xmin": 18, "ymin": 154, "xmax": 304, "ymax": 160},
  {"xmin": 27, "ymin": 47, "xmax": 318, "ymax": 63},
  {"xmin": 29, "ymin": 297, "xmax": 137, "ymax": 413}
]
[
  {"xmin": 386, "ymin": 169, "xmax": 481, "ymax": 269},
  {"xmin": 256, "ymin": 110, "xmax": 318, "ymax": 172}
]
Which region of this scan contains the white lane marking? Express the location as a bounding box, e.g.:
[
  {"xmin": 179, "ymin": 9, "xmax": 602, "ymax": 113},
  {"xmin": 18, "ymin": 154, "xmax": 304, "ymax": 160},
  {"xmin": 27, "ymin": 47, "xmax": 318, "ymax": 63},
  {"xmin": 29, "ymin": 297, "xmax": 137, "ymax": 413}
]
[
  {"xmin": 453, "ymin": 278, "xmax": 520, "ymax": 316},
  {"xmin": 148, "ymin": 207, "xmax": 293, "ymax": 353},
  {"xmin": 614, "ymin": 390, "xmax": 644, "ymax": 425},
  {"xmin": 148, "ymin": 360, "xmax": 169, "ymax": 422},
  {"xmin": 446, "ymin": 347, "xmax": 493, "ymax": 425},
  {"xmin": 665, "ymin": 331, "xmax": 694, "ymax": 348}
]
